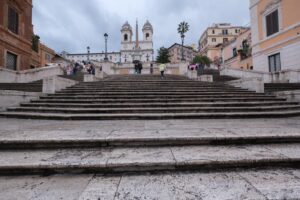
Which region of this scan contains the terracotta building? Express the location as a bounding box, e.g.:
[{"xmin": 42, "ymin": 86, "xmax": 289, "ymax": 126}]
[
  {"xmin": 250, "ymin": 0, "xmax": 300, "ymax": 73},
  {"xmin": 168, "ymin": 43, "xmax": 197, "ymax": 64},
  {"xmin": 0, "ymin": 0, "xmax": 55, "ymax": 71},
  {"xmin": 222, "ymin": 28, "xmax": 253, "ymax": 70},
  {"xmin": 198, "ymin": 23, "xmax": 248, "ymax": 61},
  {"xmin": 0, "ymin": 0, "xmax": 35, "ymax": 71}
]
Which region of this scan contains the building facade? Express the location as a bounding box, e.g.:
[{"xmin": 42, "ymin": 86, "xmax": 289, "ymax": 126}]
[
  {"xmin": 64, "ymin": 20, "xmax": 154, "ymax": 64},
  {"xmin": 39, "ymin": 43, "xmax": 56, "ymax": 67},
  {"xmin": 0, "ymin": 0, "xmax": 34, "ymax": 71},
  {"xmin": 222, "ymin": 28, "xmax": 253, "ymax": 70},
  {"xmin": 168, "ymin": 43, "xmax": 197, "ymax": 64},
  {"xmin": 250, "ymin": 0, "xmax": 300, "ymax": 73},
  {"xmin": 64, "ymin": 52, "xmax": 121, "ymax": 63},
  {"xmin": 0, "ymin": 0, "xmax": 56, "ymax": 71},
  {"xmin": 120, "ymin": 20, "xmax": 154, "ymax": 63},
  {"xmin": 198, "ymin": 23, "xmax": 248, "ymax": 61}
]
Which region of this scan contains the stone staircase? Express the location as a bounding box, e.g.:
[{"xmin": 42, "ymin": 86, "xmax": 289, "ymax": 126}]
[
  {"xmin": 0, "ymin": 80, "xmax": 43, "ymax": 92},
  {"xmin": 0, "ymin": 75, "xmax": 300, "ymax": 176},
  {"xmin": 1, "ymin": 75, "xmax": 300, "ymax": 119},
  {"xmin": 0, "ymin": 118, "xmax": 299, "ymax": 175}
]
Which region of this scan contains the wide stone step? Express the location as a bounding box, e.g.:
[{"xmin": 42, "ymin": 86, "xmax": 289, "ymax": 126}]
[
  {"xmin": 30, "ymin": 97, "xmax": 285, "ymax": 103},
  {"xmin": 50, "ymin": 91, "xmax": 257, "ymax": 96},
  {"xmin": 40, "ymin": 94, "xmax": 274, "ymax": 100},
  {"xmin": 67, "ymin": 86, "xmax": 241, "ymax": 90},
  {"xmin": 58, "ymin": 89, "xmax": 250, "ymax": 93},
  {"xmin": 1, "ymin": 110, "xmax": 300, "ymax": 120},
  {"xmin": 1, "ymin": 128, "xmax": 299, "ymax": 149},
  {"xmin": 19, "ymin": 101, "xmax": 299, "ymax": 108},
  {"xmin": 0, "ymin": 144, "xmax": 298, "ymax": 174},
  {"xmin": 7, "ymin": 105, "xmax": 300, "ymax": 114}
]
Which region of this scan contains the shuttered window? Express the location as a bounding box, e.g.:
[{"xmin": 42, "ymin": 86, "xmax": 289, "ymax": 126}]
[
  {"xmin": 266, "ymin": 10, "xmax": 279, "ymax": 37},
  {"xmin": 6, "ymin": 52, "xmax": 18, "ymax": 70},
  {"xmin": 268, "ymin": 53, "xmax": 281, "ymax": 73},
  {"xmin": 8, "ymin": 7, "xmax": 19, "ymax": 34}
]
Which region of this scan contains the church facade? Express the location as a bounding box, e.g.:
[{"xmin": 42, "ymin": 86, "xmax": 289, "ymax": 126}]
[{"xmin": 64, "ymin": 20, "xmax": 154, "ymax": 64}]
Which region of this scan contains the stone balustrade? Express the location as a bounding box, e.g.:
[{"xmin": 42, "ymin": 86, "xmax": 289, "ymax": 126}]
[
  {"xmin": 221, "ymin": 66, "xmax": 300, "ymax": 83},
  {"xmin": 0, "ymin": 65, "xmax": 64, "ymax": 83}
]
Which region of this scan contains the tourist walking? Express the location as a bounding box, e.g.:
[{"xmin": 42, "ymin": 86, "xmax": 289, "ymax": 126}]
[
  {"xmin": 159, "ymin": 63, "xmax": 167, "ymax": 79},
  {"xmin": 150, "ymin": 63, "xmax": 153, "ymax": 74},
  {"xmin": 134, "ymin": 63, "xmax": 139, "ymax": 74},
  {"xmin": 138, "ymin": 62, "xmax": 143, "ymax": 74}
]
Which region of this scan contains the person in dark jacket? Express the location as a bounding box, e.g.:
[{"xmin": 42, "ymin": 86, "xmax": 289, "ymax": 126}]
[{"xmin": 138, "ymin": 62, "xmax": 143, "ymax": 74}]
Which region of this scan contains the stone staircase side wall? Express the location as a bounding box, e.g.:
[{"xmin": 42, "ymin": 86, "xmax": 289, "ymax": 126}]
[
  {"xmin": 0, "ymin": 65, "xmax": 64, "ymax": 83},
  {"xmin": 227, "ymin": 77, "xmax": 264, "ymax": 93},
  {"xmin": 0, "ymin": 90, "xmax": 40, "ymax": 111},
  {"xmin": 272, "ymin": 90, "xmax": 300, "ymax": 102},
  {"xmin": 221, "ymin": 67, "xmax": 300, "ymax": 83},
  {"xmin": 43, "ymin": 76, "xmax": 78, "ymax": 94}
]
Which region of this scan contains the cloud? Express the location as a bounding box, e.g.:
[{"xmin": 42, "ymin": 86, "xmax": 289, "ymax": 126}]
[{"xmin": 32, "ymin": 0, "xmax": 250, "ymax": 55}]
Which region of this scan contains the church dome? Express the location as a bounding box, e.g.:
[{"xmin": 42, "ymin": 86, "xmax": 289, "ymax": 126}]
[
  {"xmin": 121, "ymin": 21, "xmax": 132, "ymax": 31},
  {"xmin": 143, "ymin": 20, "xmax": 153, "ymax": 31}
]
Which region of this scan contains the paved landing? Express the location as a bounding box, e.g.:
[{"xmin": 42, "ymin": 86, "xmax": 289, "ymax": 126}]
[
  {"xmin": 1, "ymin": 169, "xmax": 300, "ymax": 200},
  {"xmin": 1, "ymin": 118, "xmax": 300, "ymax": 199}
]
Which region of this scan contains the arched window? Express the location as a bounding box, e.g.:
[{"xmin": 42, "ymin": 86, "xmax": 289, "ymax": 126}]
[
  {"xmin": 146, "ymin": 33, "xmax": 150, "ymax": 40},
  {"xmin": 124, "ymin": 34, "xmax": 128, "ymax": 41}
]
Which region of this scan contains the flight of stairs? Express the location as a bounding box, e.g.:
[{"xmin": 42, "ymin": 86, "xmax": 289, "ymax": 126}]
[
  {"xmin": 0, "ymin": 75, "xmax": 300, "ymax": 176},
  {"xmin": 1, "ymin": 75, "xmax": 300, "ymax": 119}
]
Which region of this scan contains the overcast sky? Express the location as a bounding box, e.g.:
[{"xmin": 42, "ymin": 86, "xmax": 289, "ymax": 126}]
[{"xmin": 32, "ymin": 0, "xmax": 250, "ymax": 54}]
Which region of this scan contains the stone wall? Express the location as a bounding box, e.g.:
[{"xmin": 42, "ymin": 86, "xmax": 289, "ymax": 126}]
[
  {"xmin": 221, "ymin": 66, "xmax": 300, "ymax": 83},
  {"xmin": 0, "ymin": 90, "xmax": 40, "ymax": 111},
  {"xmin": 43, "ymin": 76, "xmax": 78, "ymax": 94},
  {"xmin": 0, "ymin": 65, "xmax": 64, "ymax": 83}
]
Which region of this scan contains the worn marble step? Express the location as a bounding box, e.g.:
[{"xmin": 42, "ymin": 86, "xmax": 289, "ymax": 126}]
[
  {"xmin": 0, "ymin": 129, "xmax": 299, "ymax": 149},
  {"xmin": 19, "ymin": 101, "xmax": 300, "ymax": 108},
  {"xmin": 63, "ymin": 87, "xmax": 246, "ymax": 91},
  {"xmin": 57, "ymin": 89, "xmax": 250, "ymax": 94},
  {"xmin": 7, "ymin": 105, "xmax": 300, "ymax": 114},
  {"xmin": 1, "ymin": 110, "xmax": 300, "ymax": 120},
  {"xmin": 0, "ymin": 144, "xmax": 299, "ymax": 174},
  {"xmin": 49, "ymin": 91, "xmax": 257, "ymax": 96},
  {"xmin": 30, "ymin": 97, "xmax": 286, "ymax": 104},
  {"xmin": 40, "ymin": 94, "xmax": 275, "ymax": 100}
]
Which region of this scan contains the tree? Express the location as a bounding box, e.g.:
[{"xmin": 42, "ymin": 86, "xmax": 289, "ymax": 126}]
[
  {"xmin": 156, "ymin": 47, "xmax": 170, "ymax": 64},
  {"xmin": 177, "ymin": 21, "xmax": 190, "ymax": 61},
  {"xmin": 32, "ymin": 35, "xmax": 40, "ymax": 53},
  {"xmin": 192, "ymin": 55, "xmax": 212, "ymax": 66}
]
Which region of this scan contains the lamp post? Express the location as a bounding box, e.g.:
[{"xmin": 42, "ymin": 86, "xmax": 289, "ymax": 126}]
[
  {"xmin": 87, "ymin": 46, "xmax": 90, "ymax": 62},
  {"xmin": 104, "ymin": 33, "xmax": 108, "ymax": 61}
]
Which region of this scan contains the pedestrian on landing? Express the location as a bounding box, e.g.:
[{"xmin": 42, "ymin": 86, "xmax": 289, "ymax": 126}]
[
  {"xmin": 150, "ymin": 63, "xmax": 154, "ymax": 74},
  {"xmin": 134, "ymin": 63, "xmax": 139, "ymax": 74},
  {"xmin": 159, "ymin": 63, "xmax": 167, "ymax": 79},
  {"xmin": 138, "ymin": 62, "xmax": 143, "ymax": 74}
]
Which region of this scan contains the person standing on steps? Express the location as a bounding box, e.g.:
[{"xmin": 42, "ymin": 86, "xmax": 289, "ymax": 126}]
[
  {"xmin": 159, "ymin": 63, "xmax": 167, "ymax": 79},
  {"xmin": 139, "ymin": 62, "xmax": 143, "ymax": 74},
  {"xmin": 150, "ymin": 63, "xmax": 154, "ymax": 74},
  {"xmin": 134, "ymin": 62, "xmax": 139, "ymax": 74}
]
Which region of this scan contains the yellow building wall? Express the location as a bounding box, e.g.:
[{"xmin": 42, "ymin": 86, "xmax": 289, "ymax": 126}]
[{"xmin": 257, "ymin": 0, "xmax": 300, "ymax": 49}]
